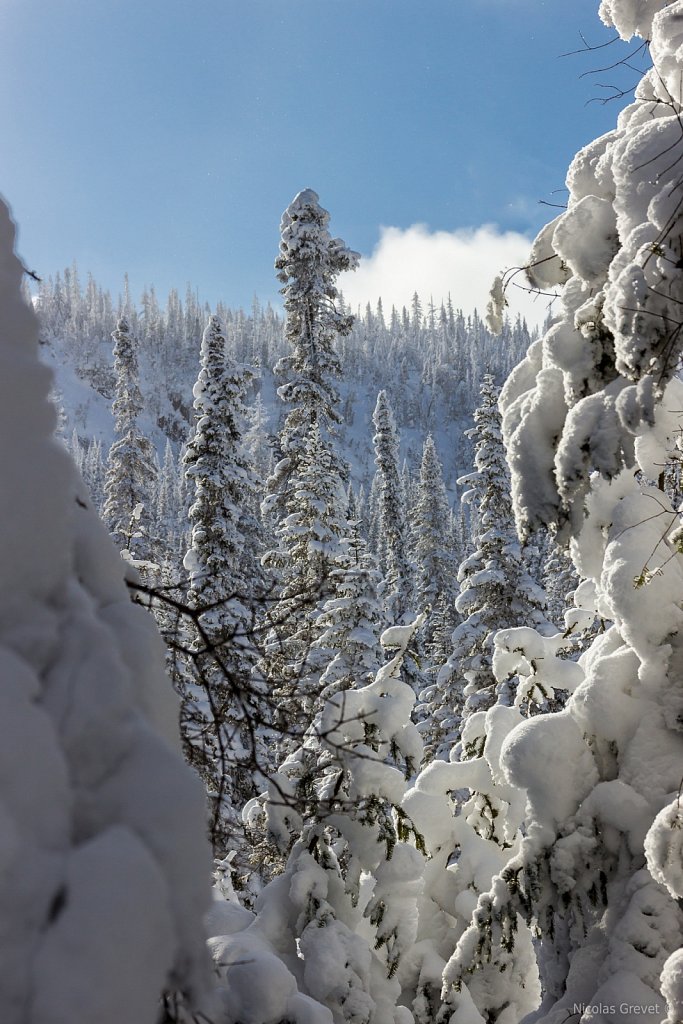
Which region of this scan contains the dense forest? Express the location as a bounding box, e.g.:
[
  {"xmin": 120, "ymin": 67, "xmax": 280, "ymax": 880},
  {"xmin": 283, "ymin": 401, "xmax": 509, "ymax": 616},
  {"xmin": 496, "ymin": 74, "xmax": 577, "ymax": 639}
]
[{"xmin": 5, "ymin": 2, "xmax": 683, "ymax": 1024}]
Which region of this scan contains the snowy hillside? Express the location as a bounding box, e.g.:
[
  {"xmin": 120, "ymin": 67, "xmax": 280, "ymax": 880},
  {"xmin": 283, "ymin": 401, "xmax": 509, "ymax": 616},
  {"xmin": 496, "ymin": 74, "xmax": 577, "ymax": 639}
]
[{"xmin": 36, "ymin": 269, "xmax": 535, "ymax": 498}]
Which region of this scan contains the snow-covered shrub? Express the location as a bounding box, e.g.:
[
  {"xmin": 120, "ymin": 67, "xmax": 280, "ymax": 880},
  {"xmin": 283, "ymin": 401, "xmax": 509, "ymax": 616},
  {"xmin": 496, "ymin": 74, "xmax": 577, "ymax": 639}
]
[{"xmin": 249, "ymin": 616, "xmax": 427, "ymax": 1024}]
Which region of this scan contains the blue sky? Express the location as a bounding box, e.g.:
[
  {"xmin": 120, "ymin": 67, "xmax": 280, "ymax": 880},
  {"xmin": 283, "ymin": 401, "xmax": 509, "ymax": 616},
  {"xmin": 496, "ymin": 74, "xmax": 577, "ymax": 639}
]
[{"xmin": 0, "ymin": 1, "xmax": 642, "ymax": 322}]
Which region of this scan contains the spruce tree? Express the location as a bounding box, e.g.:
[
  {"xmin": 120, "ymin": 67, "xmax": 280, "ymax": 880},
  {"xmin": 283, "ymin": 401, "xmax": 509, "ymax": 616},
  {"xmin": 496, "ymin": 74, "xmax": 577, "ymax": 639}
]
[
  {"xmin": 312, "ymin": 547, "xmax": 384, "ymax": 704},
  {"xmin": 438, "ymin": 376, "xmax": 549, "ymax": 731},
  {"xmin": 263, "ymin": 422, "xmax": 350, "ymax": 743},
  {"xmin": 413, "ymin": 434, "xmax": 457, "ymax": 657},
  {"xmin": 257, "ymin": 615, "xmax": 427, "ymax": 1023},
  {"xmin": 262, "ymin": 188, "xmax": 359, "ymax": 527},
  {"xmin": 156, "ymin": 436, "xmax": 179, "ymax": 565},
  {"xmin": 260, "ymin": 190, "xmax": 359, "ymax": 746},
  {"xmin": 103, "ymin": 315, "xmax": 158, "ymax": 566},
  {"xmin": 443, "ymin": 6, "xmax": 683, "ymax": 1022},
  {"xmin": 83, "ymin": 438, "xmax": 105, "ymax": 513},
  {"xmin": 372, "ymin": 389, "xmax": 415, "ymax": 624},
  {"xmin": 182, "ymin": 313, "xmax": 263, "ymax": 863}
]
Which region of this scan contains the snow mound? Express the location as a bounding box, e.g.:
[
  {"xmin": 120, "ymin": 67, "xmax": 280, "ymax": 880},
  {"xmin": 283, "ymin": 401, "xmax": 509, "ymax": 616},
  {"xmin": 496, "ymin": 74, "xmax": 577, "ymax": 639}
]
[{"xmin": 0, "ymin": 197, "xmax": 212, "ymax": 1024}]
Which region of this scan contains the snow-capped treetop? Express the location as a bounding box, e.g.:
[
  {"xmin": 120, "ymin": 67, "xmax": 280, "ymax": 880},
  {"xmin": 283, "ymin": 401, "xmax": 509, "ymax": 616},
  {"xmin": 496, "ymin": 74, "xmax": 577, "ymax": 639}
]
[
  {"xmin": 0, "ymin": 197, "xmax": 212, "ymax": 1024},
  {"xmin": 264, "ymin": 190, "xmax": 359, "ymax": 528},
  {"xmin": 198, "ymin": 310, "xmax": 229, "ymax": 378},
  {"xmin": 277, "ymin": 189, "xmax": 359, "ymax": 303},
  {"xmin": 274, "ymin": 189, "xmax": 359, "ymax": 442}
]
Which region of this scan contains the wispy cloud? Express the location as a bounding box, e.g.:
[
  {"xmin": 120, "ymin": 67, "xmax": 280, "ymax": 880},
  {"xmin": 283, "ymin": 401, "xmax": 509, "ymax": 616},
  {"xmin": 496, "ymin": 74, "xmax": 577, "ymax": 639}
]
[{"xmin": 339, "ymin": 223, "xmax": 552, "ymax": 328}]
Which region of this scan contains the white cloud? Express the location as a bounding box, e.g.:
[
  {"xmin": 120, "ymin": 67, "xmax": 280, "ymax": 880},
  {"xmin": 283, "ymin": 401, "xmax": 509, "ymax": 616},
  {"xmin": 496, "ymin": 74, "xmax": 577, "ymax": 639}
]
[{"xmin": 339, "ymin": 222, "xmax": 553, "ymax": 329}]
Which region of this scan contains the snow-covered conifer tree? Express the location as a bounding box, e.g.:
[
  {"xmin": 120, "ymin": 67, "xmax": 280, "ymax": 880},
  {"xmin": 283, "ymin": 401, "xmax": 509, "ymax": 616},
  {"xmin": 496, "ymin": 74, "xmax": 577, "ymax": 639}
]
[
  {"xmin": 311, "ymin": 547, "xmax": 384, "ymax": 703},
  {"xmin": 372, "ymin": 389, "xmax": 415, "ymax": 624},
  {"xmin": 156, "ymin": 436, "xmax": 179, "ymax": 564},
  {"xmin": 542, "ymin": 534, "xmax": 580, "ymax": 630},
  {"xmin": 367, "ymin": 470, "xmax": 383, "ymax": 559},
  {"xmin": 413, "ymin": 434, "xmax": 457, "ymax": 658},
  {"xmin": 433, "ymin": 375, "xmax": 549, "ymax": 754},
  {"xmin": 263, "ymin": 422, "xmax": 351, "ymax": 743},
  {"xmin": 244, "ymin": 391, "xmax": 274, "ymax": 487},
  {"xmin": 103, "ymin": 315, "xmax": 158, "ymax": 566},
  {"xmin": 404, "ymin": 694, "xmax": 539, "ymax": 1024},
  {"xmin": 443, "ymin": 5, "xmax": 683, "ymax": 1021},
  {"xmin": 0, "ymin": 198, "xmax": 212, "ymax": 1024},
  {"xmin": 263, "ymin": 188, "xmax": 359, "ymax": 527},
  {"xmin": 83, "ymin": 437, "xmax": 105, "ymax": 513},
  {"xmin": 182, "ymin": 313, "xmax": 263, "ymax": 860},
  {"xmin": 260, "ymin": 190, "xmax": 358, "ymax": 744}
]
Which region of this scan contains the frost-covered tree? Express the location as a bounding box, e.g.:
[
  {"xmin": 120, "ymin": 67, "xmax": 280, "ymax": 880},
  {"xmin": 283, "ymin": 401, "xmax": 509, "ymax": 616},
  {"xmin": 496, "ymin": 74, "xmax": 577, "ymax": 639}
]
[
  {"xmin": 263, "ymin": 422, "xmax": 351, "ymax": 746},
  {"xmin": 446, "ymin": 5, "xmax": 683, "ymax": 1021},
  {"xmin": 263, "ymin": 188, "xmax": 359, "ymax": 527},
  {"xmin": 182, "ymin": 313, "xmax": 263, "ymax": 858},
  {"xmin": 244, "ymin": 390, "xmax": 274, "ymax": 484},
  {"xmin": 372, "ymin": 389, "xmax": 415, "ymax": 624},
  {"xmin": 413, "ymin": 434, "xmax": 457, "ymax": 657},
  {"xmin": 404, "ymin": 696, "xmax": 539, "ymax": 1024},
  {"xmin": 366, "ymin": 470, "xmax": 383, "ymax": 559},
  {"xmin": 433, "ymin": 375, "xmax": 549, "ymax": 756},
  {"xmin": 0, "ymin": 198, "xmax": 212, "ymax": 1024},
  {"xmin": 156, "ymin": 436, "xmax": 180, "ymax": 563},
  {"xmin": 261, "ymin": 190, "xmax": 358, "ymax": 745},
  {"xmin": 542, "ymin": 534, "xmax": 580, "ymax": 630},
  {"xmin": 102, "ymin": 315, "xmax": 158, "ymax": 565},
  {"xmin": 252, "ymin": 615, "xmax": 427, "ymax": 1024},
  {"xmin": 83, "ymin": 437, "xmax": 105, "ymax": 513},
  {"xmin": 311, "ymin": 561, "xmax": 383, "ymax": 706}
]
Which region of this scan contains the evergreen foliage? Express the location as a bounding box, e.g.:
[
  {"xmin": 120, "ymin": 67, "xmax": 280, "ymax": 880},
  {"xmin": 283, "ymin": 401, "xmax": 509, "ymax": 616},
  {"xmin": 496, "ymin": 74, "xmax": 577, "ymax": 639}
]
[
  {"xmin": 260, "ymin": 191, "xmax": 359, "ymax": 752},
  {"xmin": 372, "ymin": 389, "xmax": 415, "ymax": 624},
  {"xmin": 182, "ymin": 313, "xmax": 263, "ymax": 861},
  {"xmin": 256, "ymin": 615, "xmax": 427, "ymax": 1021},
  {"xmin": 262, "ymin": 422, "xmax": 351, "ymax": 745},
  {"xmin": 263, "ymin": 188, "xmax": 359, "ymax": 526},
  {"xmin": 413, "ymin": 434, "xmax": 458, "ymax": 653},
  {"xmin": 434, "ymin": 374, "xmax": 549, "ymax": 755},
  {"xmin": 102, "ymin": 315, "xmax": 158, "ymax": 564}
]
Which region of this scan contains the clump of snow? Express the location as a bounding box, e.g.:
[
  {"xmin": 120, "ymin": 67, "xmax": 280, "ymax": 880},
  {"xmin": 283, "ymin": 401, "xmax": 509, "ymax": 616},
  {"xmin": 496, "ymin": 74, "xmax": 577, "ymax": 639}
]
[
  {"xmin": 524, "ymin": 215, "xmax": 571, "ymax": 292},
  {"xmin": 553, "ymin": 195, "xmax": 618, "ymax": 285},
  {"xmin": 501, "ymin": 710, "xmax": 599, "ymax": 827},
  {"xmin": 208, "ymin": 923, "xmax": 333, "ymax": 1024},
  {"xmin": 661, "ymin": 948, "xmax": 683, "ymax": 1024},
  {"xmin": 484, "ymin": 274, "xmax": 505, "ymax": 335},
  {"xmin": 645, "ymin": 798, "xmax": 683, "ymax": 900},
  {"xmin": 599, "ymin": 0, "xmax": 663, "ymax": 40}
]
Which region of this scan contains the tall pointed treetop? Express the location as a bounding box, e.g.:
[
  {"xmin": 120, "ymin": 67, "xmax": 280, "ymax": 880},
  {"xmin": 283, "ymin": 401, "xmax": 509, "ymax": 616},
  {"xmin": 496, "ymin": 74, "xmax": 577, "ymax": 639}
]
[{"xmin": 272, "ymin": 188, "xmax": 359, "ymax": 461}]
